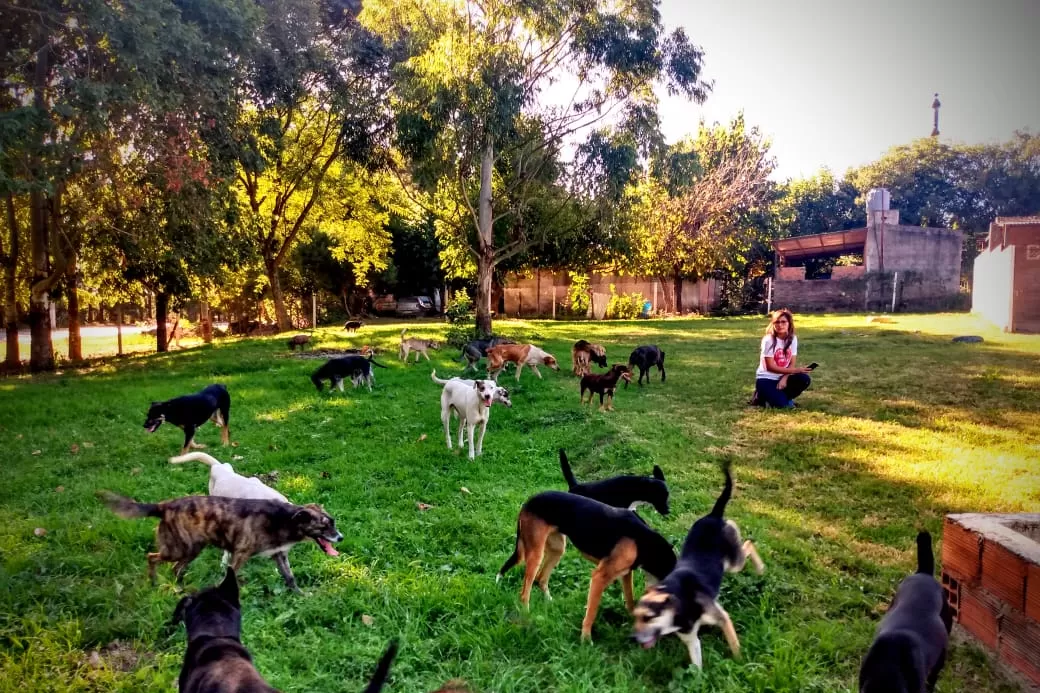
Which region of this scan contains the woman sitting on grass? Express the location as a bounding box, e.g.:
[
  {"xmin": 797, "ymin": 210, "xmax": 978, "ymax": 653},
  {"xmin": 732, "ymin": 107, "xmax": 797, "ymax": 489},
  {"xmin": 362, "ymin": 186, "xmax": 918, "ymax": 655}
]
[{"xmin": 751, "ymin": 308, "xmax": 813, "ymax": 408}]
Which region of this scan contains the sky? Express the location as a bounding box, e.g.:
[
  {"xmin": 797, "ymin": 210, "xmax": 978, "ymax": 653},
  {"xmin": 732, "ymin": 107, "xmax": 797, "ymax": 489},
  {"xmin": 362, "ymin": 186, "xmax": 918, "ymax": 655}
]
[{"xmin": 654, "ymin": 0, "xmax": 1040, "ymax": 180}]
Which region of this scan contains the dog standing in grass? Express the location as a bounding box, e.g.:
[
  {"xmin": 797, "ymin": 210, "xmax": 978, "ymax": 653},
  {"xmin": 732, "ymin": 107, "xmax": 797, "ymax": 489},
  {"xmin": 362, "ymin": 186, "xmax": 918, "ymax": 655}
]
[
  {"xmin": 144, "ymin": 384, "xmax": 231, "ymax": 454},
  {"xmin": 572, "ymin": 339, "xmax": 607, "ymax": 376},
  {"xmin": 399, "ymin": 328, "xmax": 441, "ymax": 362},
  {"xmin": 431, "ymin": 370, "xmax": 511, "ymax": 459}
]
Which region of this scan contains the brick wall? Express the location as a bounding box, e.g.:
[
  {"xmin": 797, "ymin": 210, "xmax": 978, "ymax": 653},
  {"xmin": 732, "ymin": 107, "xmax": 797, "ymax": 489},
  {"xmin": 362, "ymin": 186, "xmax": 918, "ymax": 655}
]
[
  {"xmin": 1012, "ymin": 243, "xmax": 1040, "ymax": 332},
  {"xmin": 941, "ymin": 514, "xmax": 1040, "ymax": 686},
  {"xmin": 772, "ymin": 271, "xmax": 957, "ymax": 313}
]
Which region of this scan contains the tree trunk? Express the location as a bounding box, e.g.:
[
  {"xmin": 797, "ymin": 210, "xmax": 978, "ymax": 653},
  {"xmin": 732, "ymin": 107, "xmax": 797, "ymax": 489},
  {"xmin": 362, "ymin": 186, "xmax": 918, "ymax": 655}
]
[
  {"xmin": 65, "ymin": 248, "xmax": 81, "ymax": 361},
  {"xmin": 28, "ymin": 45, "xmax": 54, "ymax": 372},
  {"xmin": 200, "ymin": 300, "xmax": 212, "ymax": 343},
  {"xmin": 265, "ymin": 257, "xmax": 291, "ymax": 332},
  {"xmin": 117, "ymin": 305, "xmax": 123, "ymax": 356},
  {"xmin": 673, "ymin": 269, "xmax": 684, "ymax": 315},
  {"xmin": 4, "ymin": 193, "xmax": 19, "ymax": 368},
  {"xmin": 156, "ymin": 292, "xmax": 169, "ymax": 352},
  {"xmin": 474, "ymin": 140, "xmax": 495, "ymax": 338}
]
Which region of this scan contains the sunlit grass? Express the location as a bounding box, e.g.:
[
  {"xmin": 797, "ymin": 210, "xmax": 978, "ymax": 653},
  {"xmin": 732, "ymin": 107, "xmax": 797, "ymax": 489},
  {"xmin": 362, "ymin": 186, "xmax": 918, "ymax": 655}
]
[{"xmin": 0, "ymin": 313, "xmax": 1035, "ymax": 693}]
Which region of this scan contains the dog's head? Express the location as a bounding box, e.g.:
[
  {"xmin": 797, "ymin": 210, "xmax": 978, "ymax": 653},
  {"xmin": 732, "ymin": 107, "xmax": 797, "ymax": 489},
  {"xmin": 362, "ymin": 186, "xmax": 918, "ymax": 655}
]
[
  {"xmin": 472, "ymin": 380, "xmax": 496, "ymax": 408},
  {"xmin": 642, "ymin": 464, "xmax": 670, "ymax": 515},
  {"xmin": 491, "ymin": 385, "xmax": 512, "ymax": 408},
  {"xmin": 143, "ymin": 402, "xmax": 167, "ymax": 432},
  {"xmin": 172, "ymin": 568, "xmax": 241, "ymax": 642},
  {"xmin": 426, "ymin": 340, "xmax": 442, "ymax": 350},
  {"xmin": 292, "ymin": 504, "xmax": 343, "ymax": 556},
  {"xmin": 542, "ymin": 354, "xmax": 559, "ymax": 370},
  {"xmin": 632, "ymin": 585, "xmax": 683, "ymax": 649},
  {"xmin": 609, "ymin": 364, "xmax": 633, "ymax": 384}
]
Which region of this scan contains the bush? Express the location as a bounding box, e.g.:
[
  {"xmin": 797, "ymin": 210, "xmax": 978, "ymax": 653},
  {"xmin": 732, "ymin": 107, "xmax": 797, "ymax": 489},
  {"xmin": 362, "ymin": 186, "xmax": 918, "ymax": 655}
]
[
  {"xmin": 445, "ymin": 324, "xmax": 477, "ymax": 349},
  {"xmin": 444, "ymin": 289, "xmax": 473, "ymax": 325},
  {"xmin": 568, "ymin": 272, "xmax": 590, "ymax": 316},
  {"xmin": 606, "ymin": 284, "xmax": 645, "ymax": 320}
]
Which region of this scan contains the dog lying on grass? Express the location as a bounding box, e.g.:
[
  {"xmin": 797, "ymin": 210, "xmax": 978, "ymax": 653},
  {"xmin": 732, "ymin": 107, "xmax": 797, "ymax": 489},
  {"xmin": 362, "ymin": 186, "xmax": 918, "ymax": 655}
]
[
  {"xmin": 173, "ymin": 568, "xmax": 398, "ymax": 692},
  {"xmin": 498, "ymin": 491, "xmax": 677, "ymax": 640},
  {"xmin": 431, "ymin": 370, "xmax": 512, "ymax": 459},
  {"xmin": 144, "ymin": 384, "xmax": 231, "ymax": 454},
  {"xmin": 558, "ymin": 449, "xmax": 669, "ymax": 516},
  {"xmin": 858, "ymin": 531, "xmax": 952, "ymax": 693},
  {"xmin": 632, "ymin": 463, "xmax": 764, "ymax": 668},
  {"xmin": 99, "ymin": 491, "xmax": 341, "ymax": 592},
  {"xmin": 580, "ymin": 363, "xmax": 632, "ymax": 411}
]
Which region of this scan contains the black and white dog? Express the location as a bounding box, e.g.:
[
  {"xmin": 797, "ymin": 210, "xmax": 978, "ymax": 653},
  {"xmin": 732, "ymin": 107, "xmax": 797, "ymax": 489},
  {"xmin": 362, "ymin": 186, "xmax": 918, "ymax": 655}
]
[
  {"xmin": 144, "ymin": 384, "xmax": 231, "ymax": 454},
  {"xmin": 558, "ymin": 449, "xmax": 669, "ymax": 516},
  {"xmin": 858, "ymin": 532, "xmax": 952, "ymax": 693},
  {"xmin": 632, "ymin": 463, "xmax": 764, "ymax": 668},
  {"xmin": 311, "ymin": 355, "xmax": 387, "ymax": 393},
  {"xmin": 626, "ymin": 345, "xmax": 666, "ymax": 387}
]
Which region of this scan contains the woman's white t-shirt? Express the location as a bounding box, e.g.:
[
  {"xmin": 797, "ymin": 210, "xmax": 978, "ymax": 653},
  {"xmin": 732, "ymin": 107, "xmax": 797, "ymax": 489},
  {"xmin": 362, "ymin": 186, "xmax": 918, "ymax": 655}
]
[{"xmin": 756, "ymin": 335, "xmax": 797, "ymax": 380}]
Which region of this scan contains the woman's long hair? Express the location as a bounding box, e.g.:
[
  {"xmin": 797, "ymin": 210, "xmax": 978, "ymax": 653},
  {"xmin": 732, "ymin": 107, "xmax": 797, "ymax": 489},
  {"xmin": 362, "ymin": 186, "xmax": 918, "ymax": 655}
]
[{"xmin": 766, "ymin": 308, "xmax": 795, "ymax": 352}]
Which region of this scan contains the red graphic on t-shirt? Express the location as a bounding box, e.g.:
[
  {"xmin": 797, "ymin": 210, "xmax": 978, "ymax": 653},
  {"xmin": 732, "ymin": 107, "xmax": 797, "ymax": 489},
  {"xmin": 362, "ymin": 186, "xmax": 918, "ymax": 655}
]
[{"xmin": 772, "ymin": 345, "xmax": 791, "ymax": 368}]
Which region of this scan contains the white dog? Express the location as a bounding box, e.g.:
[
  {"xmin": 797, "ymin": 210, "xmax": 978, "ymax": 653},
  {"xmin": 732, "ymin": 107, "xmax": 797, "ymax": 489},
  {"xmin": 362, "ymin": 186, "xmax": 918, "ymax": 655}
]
[
  {"xmin": 169, "ymin": 452, "xmax": 289, "ymax": 568},
  {"xmin": 431, "ymin": 370, "xmax": 512, "ymax": 459}
]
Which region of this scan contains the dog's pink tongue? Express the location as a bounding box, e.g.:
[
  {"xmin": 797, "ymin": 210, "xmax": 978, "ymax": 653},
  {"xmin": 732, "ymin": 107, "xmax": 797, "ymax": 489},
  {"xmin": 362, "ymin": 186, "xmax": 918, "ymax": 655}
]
[
  {"xmin": 641, "ymin": 639, "xmax": 656, "ymax": 649},
  {"xmin": 316, "ymin": 538, "xmax": 339, "ymax": 557}
]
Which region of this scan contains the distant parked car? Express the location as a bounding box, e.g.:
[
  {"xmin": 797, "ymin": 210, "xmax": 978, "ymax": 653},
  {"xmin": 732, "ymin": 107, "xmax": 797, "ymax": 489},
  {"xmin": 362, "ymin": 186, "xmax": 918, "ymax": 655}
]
[{"xmin": 396, "ymin": 295, "xmax": 435, "ymax": 317}]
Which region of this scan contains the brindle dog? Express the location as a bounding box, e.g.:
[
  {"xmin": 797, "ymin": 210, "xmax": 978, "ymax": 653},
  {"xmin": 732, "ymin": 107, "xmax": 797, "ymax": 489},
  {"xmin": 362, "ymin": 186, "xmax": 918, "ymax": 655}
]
[
  {"xmin": 99, "ymin": 492, "xmax": 342, "ymax": 592},
  {"xmin": 173, "ymin": 568, "xmax": 399, "ymax": 692}
]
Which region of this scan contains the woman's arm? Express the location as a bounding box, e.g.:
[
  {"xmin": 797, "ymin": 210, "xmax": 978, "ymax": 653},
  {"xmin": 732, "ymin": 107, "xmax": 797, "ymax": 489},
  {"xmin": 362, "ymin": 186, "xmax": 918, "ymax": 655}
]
[{"xmin": 763, "ymin": 356, "xmax": 811, "ymax": 375}]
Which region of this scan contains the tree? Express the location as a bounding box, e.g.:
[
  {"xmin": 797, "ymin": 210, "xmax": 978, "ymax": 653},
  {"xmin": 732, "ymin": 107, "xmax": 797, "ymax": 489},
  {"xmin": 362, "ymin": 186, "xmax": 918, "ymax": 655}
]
[
  {"xmin": 628, "ymin": 116, "xmax": 775, "ymax": 313},
  {"xmin": 362, "ymin": 0, "xmax": 710, "ymax": 336},
  {"xmin": 774, "ymin": 169, "xmax": 864, "ymax": 238},
  {"xmin": 232, "ymin": 0, "xmax": 396, "ymax": 332}
]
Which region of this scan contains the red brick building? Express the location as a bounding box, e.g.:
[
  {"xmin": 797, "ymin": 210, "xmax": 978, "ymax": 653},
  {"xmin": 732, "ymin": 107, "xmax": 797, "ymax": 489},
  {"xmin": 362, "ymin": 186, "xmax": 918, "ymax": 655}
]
[{"xmin": 973, "ymin": 216, "xmax": 1040, "ymax": 333}]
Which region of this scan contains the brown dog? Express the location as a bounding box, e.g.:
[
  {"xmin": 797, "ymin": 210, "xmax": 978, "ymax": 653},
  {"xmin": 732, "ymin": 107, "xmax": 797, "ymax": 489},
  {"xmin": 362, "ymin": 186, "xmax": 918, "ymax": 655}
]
[
  {"xmin": 99, "ymin": 492, "xmax": 342, "ymax": 591},
  {"xmin": 287, "ymin": 334, "xmax": 311, "ymax": 351},
  {"xmin": 399, "ymin": 328, "xmax": 442, "ymax": 362},
  {"xmin": 486, "ymin": 343, "xmax": 559, "ymax": 381},
  {"xmin": 580, "ymin": 364, "xmax": 632, "ymax": 411},
  {"xmin": 572, "ymin": 339, "xmax": 607, "ymax": 376}
]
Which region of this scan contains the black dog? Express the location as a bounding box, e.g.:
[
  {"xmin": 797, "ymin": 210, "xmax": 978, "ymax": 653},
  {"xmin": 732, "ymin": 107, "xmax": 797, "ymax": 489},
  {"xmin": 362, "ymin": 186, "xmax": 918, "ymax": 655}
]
[
  {"xmin": 498, "ymin": 491, "xmax": 677, "ymax": 640},
  {"xmin": 858, "ymin": 532, "xmax": 952, "ymax": 693},
  {"xmin": 632, "ymin": 463, "xmax": 764, "ymax": 668},
  {"xmin": 344, "ymin": 320, "xmax": 364, "ymax": 333},
  {"xmin": 626, "ymin": 345, "xmax": 666, "ymax": 387},
  {"xmin": 311, "ymin": 355, "xmax": 387, "ymax": 393},
  {"xmin": 559, "ymin": 449, "xmax": 669, "ymax": 516},
  {"xmin": 173, "ymin": 568, "xmax": 399, "ymax": 693},
  {"xmin": 144, "ymin": 384, "xmax": 231, "ymax": 454},
  {"xmin": 459, "ymin": 336, "xmax": 516, "ymax": 372}
]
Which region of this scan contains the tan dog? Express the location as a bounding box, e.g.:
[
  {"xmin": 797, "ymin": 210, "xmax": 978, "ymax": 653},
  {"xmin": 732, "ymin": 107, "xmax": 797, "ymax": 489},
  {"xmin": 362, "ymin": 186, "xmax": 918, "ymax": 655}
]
[
  {"xmin": 399, "ymin": 328, "xmax": 441, "ymax": 362},
  {"xmin": 571, "ymin": 339, "xmax": 607, "ymax": 376},
  {"xmin": 486, "ymin": 343, "xmax": 559, "ymax": 381}
]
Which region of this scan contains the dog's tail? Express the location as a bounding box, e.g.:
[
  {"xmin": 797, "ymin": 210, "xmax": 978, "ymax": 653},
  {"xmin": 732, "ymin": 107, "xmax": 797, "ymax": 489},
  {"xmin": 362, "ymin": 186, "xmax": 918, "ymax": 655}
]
[
  {"xmin": 98, "ymin": 490, "xmax": 161, "ymax": 519},
  {"xmin": 497, "ymin": 518, "xmax": 522, "ymax": 582},
  {"xmin": 168, "ymin": 452, "xmax": 222, "ymax": 467},
  {"xmin": 361, "ymin": 639, "xmax": 399, "ymax": 693},
  {"xmin": 430, "ymin": 369, "xmax": 452, "ymax": 385},
  {"xmin": 367, "ymin": 355, "xmax": 388, "ymax": 369},
  {"xmin": 916, "ymin": 531, "xmax": 935, "ymax": 575},
  {"xmin": 400, "ymin": 328, "xmax": 407, "ymax": 339},
  {"xmin": 709, "ymin": 461, "xmax": 733, "ymax": 518},
  {"xmin": 559, "ymin": 449, "xmax": 579, "ymax": 489}
]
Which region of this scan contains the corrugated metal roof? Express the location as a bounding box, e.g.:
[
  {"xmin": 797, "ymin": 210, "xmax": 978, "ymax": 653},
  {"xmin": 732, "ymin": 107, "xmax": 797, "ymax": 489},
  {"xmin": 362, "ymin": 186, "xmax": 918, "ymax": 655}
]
[{"xmin": 772, "ymin": 228, "xmax": 867, "ymax": 262}]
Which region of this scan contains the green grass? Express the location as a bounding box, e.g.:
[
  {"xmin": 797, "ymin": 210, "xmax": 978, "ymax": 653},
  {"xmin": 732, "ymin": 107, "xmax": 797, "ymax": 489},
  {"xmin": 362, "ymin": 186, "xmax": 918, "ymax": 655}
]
[{"xmin": 1, "ymin": 313, "xmax": 1037, "ymax": 693}]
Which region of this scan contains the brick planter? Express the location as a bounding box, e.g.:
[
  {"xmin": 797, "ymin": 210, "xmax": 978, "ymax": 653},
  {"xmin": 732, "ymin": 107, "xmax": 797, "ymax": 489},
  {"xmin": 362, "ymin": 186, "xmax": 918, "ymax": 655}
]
[{"xmin": 942, "ymin": 514, "xmax": 1040, "ymax": 685}]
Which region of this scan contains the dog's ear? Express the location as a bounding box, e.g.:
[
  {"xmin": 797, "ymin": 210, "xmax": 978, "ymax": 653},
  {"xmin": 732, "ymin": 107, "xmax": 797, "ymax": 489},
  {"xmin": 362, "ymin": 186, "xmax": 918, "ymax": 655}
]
[
  {"xmin": 653, "ymin": 465, "xmax": 665, "ymax": 481},
  {"xmin": 292, "ymin": 507, "xmax": 315, "ymax": 525},
  {"xmin": 218, "ymin": 567, "xmax": 240, "ymax": 604},
  {"xmin": 171, "ymin": 595, "xmax": 192, "ymax": 627}
]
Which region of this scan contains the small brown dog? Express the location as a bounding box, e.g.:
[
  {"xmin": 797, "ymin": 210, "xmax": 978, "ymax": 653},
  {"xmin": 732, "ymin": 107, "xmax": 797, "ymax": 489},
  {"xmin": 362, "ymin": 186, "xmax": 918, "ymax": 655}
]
[
  {"xmin": 572, "ymin": 339, "xmax": 607, "ymax": 376},
  {"xmin": 486, "ymin": 343, "xmax": 559, "ymax": 381},
  {"xmin": 99, "ymin": 492, "xmax": 342, "ymax": 591},
  {"xmin": 287, "ymin": 334, "xmax": 311, "ymax": 351},
  {"xmin": 580, "ymin": 364, "xmax": 632, "ymax": 411},
  {"xmin": 399, "ymin": 328, "xmax": 441, "ymax": 362}
]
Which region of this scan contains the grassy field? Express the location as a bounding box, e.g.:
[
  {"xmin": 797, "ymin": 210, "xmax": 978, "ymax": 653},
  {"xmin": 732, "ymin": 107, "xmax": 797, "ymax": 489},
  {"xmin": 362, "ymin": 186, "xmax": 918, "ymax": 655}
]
[{"xmin": 1, "ymin": 313, "xmax": 1037, "ymax": 693}]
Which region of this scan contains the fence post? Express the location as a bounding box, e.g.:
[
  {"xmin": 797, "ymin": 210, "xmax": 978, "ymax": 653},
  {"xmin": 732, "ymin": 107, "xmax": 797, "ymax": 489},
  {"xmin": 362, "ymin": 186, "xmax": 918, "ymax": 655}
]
[
  {"xmin": 766, "ymin": 277, "xmax": 773, "ymax": 313},
  {"xmin": 891, "ymin": 272, "xmax": 898, "ymax": 313}
]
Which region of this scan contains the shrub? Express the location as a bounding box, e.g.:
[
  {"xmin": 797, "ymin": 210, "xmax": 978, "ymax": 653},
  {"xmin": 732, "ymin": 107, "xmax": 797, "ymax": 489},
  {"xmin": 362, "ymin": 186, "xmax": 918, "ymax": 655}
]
[
  {"xmin": 444, "ymin": 289, "xmax": 473, "ymax": 325},
  {"xmin": 568, "ymin": 272, "xmax": 590, "ymax": 316},
  {"xmin": 607, "ymin": 284, "xmax": 645, "ymax": 320},
  {"xmin": 445, "ymin": 324, "xmax": 477, "ymax": 349}
]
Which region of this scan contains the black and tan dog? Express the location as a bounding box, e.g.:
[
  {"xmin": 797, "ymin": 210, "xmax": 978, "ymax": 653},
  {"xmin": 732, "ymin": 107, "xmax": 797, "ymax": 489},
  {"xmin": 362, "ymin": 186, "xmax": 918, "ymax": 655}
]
[
  {"xmin": 572, "ymin": 339, "xmax": 607, "ymax": 376},
  {"xmin": 144, "ymin": 384, "xmax": 231, "ymax": 454},
  {"xmin": 498, "ymin": 491, "xmax": 677, "ymax": 640},
  {"xmin": 99, "ymin": 492, "xmax": 342, "ymax": 592},
  {"xmin": 459, "ymin": 336, "xmax": 516, "ymax": 373},
  {"xmin": 559, "ymin": 449, "xmax": 669, "ymax": 516},
  {"xmin": 580, "ymin": 363, "xmax": 632, "ymax": 411},
  {"xmin": 343, "ymin": 320, "xmax": 364, "ymax": 333},
  {"xmin": 858, "ymin": 531, "xmax": 952, "ymax": 693},
  {"xmin": 173, "ymin": 568, "xmax": 398, "ymax": 692},
  {"xmin": 399, "ymin": 328, "xmax": 442, "ymax": 362},
  {"xmin": 626, "ymin": 345, "xmax": 666, "ymax": 387},
  {"xmin": 632, "ymin": 463, "xmax": 764, "ymax": 668},
  {"xmin": 311, "ymin": 354, "xmax": 388, "ymax": 393}
]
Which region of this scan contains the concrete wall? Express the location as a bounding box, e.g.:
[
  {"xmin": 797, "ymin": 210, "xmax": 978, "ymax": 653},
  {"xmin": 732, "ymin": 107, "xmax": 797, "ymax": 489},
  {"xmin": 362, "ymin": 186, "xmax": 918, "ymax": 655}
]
[
  {"xmin": 973, "ymin": 247, "xmax": 1015, "ymax": 331},
  {"xmin": 502, "ymin": 270, "xmax": 720, "ymax": 317},
  {"xmin": 774, "ymin": 271, "xmax": 960, "ymax": 313},
  {"xmin": 864, "ymin": 224, "xmax": 963, "ymax": 294}
]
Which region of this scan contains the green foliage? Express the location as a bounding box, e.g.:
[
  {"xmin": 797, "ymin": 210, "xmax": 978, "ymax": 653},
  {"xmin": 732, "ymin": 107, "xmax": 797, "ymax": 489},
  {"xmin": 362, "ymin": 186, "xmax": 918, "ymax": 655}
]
[
  {"xmin": 773, "ymin": 169, "xmax": 865, "ymax": 238},
  {"xmin": 444, "ymin": 288, "xmax": 473, "ymax": 325},
  {"xmin": 567, "ymin": 272, "xmax": 590, "ymax": 315},
  {"xmin": 606, "ymin": 284, "xmax": 645, "ymax": 320}
]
